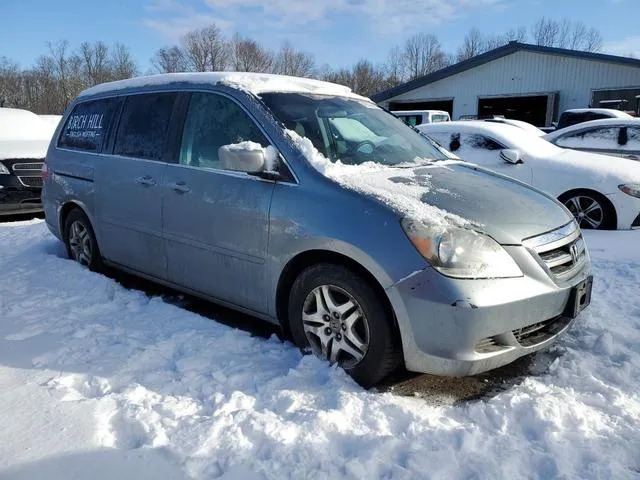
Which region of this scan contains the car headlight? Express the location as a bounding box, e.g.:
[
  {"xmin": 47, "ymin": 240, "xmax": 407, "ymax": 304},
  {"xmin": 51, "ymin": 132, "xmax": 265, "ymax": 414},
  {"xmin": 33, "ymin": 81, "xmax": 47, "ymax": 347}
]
[
  {"xmin": 0, "ymin": 163, "xmax": 9, "ymax": 175},
  {"xmin": 401, "ymin": 218, "xmax": 523, "ymax": 279},
  {"xmin": 619, "ymin": 184, "xmax": 640, "ymax": 198}
]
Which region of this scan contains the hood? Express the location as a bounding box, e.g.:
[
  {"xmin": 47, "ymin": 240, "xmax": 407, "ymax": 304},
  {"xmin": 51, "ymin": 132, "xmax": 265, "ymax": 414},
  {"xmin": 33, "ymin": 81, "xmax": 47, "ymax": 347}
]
[
  {"xmin": 0, "ymin": 139, "xmax": 50, "ymax": 160},
  {"xmin": 546, "ymin": 149, "xmax": 640, "ymax": 184},
  {"xmin": 364, "ymin": 162, "xmax": 573, "ymax": 245}
]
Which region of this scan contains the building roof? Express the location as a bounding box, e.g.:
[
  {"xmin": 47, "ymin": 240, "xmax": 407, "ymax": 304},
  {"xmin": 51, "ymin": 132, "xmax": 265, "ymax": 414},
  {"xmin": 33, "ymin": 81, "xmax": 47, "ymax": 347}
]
[{"xmin": 371, "ymin": 42, "xmax": 640, "ymax": 103}]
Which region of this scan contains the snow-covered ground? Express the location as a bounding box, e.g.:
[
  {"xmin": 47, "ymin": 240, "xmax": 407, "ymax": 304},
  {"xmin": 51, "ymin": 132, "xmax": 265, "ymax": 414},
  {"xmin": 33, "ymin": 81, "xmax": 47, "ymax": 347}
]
[{"xmin": 0, "ymin": 219, "xmax": 638, "ymax": 479}]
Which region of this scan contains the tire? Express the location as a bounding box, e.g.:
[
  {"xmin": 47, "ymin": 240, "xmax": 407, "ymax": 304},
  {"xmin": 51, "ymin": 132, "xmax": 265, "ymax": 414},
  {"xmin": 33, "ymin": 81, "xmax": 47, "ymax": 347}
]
[
  {"xmin": 63, "ymin": 209, "xmax": 103, "ymax": 271},
  {"xmin": 288, "ymin": 263, "xmax": 401, "ymax": 388},
  {"xmin": 560, "ymin": 191, "xmax": 616, "ymax": 230}
]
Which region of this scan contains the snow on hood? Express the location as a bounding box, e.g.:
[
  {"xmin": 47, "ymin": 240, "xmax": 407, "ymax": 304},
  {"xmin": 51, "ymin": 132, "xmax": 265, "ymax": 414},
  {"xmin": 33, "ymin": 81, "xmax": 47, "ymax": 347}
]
[
  {"xmin": 551, "ymin": 149, "xmax": 640, "ymax": 184},
  {"xmin": 79, "ymin": 72, "xmax": 372, "ymax": 103},
  {"xmin": 0, "ymin": 139, "xmax": 50, "ymax": 160},
  {"xmin": 0, "ymin": 108, "xmax": 53, "ymax": 142},
  {"xmin": 285, "ymin": 129, "xmax": 474, "ymax": 228}
]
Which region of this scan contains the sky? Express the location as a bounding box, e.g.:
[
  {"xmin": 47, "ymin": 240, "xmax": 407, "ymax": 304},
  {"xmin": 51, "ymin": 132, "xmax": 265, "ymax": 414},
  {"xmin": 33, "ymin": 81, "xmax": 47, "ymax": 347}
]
[{"xmin": 1, "ymin": 0, "xmax": 639, "ymax": 73}]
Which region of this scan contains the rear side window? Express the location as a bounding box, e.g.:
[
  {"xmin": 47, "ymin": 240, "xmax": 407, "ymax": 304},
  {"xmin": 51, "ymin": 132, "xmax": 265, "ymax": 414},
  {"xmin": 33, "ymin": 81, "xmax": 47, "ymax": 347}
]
[
  {"xmin": 113, "ymin": 93, "xmax": 176, "ymax": 161},
  {"xmin": 556, "ymin": 127, "xmax": 619, "ymax": 149},
  {"xmin": 58, "ymin": 98, "xmax": 120, "ymax": 152}
]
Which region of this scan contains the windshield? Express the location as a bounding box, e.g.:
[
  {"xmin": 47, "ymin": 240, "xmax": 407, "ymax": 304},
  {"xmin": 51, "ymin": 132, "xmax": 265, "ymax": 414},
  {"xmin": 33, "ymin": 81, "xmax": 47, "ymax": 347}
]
[{"xmin": 259, "ymin": 92, "xmax": 447, "ymax": 166}]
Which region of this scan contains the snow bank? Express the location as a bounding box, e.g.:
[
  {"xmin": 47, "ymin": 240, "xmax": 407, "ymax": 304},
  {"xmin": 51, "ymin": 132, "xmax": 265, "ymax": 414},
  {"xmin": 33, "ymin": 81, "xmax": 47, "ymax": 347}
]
[
  {"xmin": 285, "ymin": 129, "xmax": 472, "ymax": 227},
  {"xmin": 1, "ymin": 221, "xmax": 639, "ymax": 479},
  {"xmin": 78, "ymin": 72, "xmax": 370, "ymax": 102}
]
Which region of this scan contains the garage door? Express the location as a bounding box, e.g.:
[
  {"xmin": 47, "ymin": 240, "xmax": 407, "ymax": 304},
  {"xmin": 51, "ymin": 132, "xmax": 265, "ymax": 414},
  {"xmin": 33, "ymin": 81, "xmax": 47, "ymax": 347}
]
[{"xmin": 477, "ymin": 93, "xmax": 558, "ymax": 127}]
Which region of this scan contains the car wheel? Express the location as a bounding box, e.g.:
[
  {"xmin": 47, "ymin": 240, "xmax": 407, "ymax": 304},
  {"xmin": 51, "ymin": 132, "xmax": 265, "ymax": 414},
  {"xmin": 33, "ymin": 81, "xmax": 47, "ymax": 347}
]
[
  {"xmin": 561, "ymin": 193, "xmax": 614, "ymax": 230},
  {"xmin": 288, "ymin": 263, "xmax": 401, "ymax": 387},
  {"xmin": 63, "ymin": 209, "xmax": 103, "ymax": 271}
]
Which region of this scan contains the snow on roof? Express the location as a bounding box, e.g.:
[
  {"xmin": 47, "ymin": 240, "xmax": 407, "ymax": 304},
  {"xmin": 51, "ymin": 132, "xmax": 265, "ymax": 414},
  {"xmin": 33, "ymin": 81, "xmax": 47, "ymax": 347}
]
[
  {"xmin": 417, "ymin": 120, "xmax": 562, "ymax": 156},
  {"xmin": 79, "ymin": 72, "xmax": 369, "ymax": 101},
  {"xmin": 391, "ymin": 110, "xmax": 449, "ymax": 115},
  {"xmin": 563, "ymin": 108, "xmax": 633, "ymax": 118},
  {"xmin": 544, "ymin": 117, "xmax": 640, "ymax": 140}
]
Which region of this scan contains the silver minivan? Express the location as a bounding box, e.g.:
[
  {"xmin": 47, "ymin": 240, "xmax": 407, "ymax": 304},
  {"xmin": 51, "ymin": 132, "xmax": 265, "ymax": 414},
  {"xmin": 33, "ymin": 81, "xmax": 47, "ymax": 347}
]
[{"xmin": 42, "ymin": 73, "xmax": 593, "ymax": 387}]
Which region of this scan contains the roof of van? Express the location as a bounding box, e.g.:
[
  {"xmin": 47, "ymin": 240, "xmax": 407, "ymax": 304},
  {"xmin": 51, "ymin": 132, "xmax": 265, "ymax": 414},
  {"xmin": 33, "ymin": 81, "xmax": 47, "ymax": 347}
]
[{"xmin": 79, "ymin": 72, "xmax": 371, "ymax": 102}]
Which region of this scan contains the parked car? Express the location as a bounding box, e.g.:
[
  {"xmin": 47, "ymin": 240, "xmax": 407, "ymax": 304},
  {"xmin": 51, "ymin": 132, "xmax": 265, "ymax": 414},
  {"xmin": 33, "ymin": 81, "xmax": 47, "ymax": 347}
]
[
  {"xmin": 556, "ymin": 108, "xmax": 633, "ymax": 130},
  {"xmin": 484, "ymin": 118, "xmax": 545, "ymax": 136},
  {"xmin": 0, "ymin": 108, "xmax": 54, "ymax": 216},
  {"xmin": 543, "ymin": 118, "xmax": 640, "ymax": 161},
  {"xmin": 417, "ymin": 121, "xmax": 640, "ymax": 230},
  {"xmin": 44, "ymin": 73, "xmax": 593, "ymax": 387},
  {"xmin": 38, "ymin": 114, "xmax": 63, "ymax": 137},
  {"xmin": 391, "ymin": 110, "xmax": 450, "ymax": 126}
]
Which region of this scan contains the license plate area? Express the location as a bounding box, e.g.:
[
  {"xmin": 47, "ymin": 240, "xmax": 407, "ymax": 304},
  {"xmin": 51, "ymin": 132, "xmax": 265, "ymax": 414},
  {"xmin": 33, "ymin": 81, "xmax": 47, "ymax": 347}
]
[{"xmin": 564, "ymin": 275, "xmax": 593, "ymax": 319}]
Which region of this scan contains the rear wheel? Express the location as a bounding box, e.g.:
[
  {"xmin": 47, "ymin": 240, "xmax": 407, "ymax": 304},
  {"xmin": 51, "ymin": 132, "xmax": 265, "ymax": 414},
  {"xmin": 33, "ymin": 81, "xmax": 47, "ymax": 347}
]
[
  {"xmin": 63, "ymin": 209, "xmax": 103, "ymax": 271},
  {"xmin": 288, "ymin": 263, "xmax": 401, "ymax": 387},
  {"xmin": 560, "ymin": 192, "xmax": 615, "ymax": 230}
]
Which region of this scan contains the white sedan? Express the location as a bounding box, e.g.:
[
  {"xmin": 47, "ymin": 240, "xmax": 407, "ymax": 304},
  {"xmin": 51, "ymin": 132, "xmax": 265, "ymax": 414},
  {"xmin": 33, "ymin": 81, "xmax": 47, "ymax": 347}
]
[
  {"xmin": 417, "ymin": 121, "xmax": 640, "ymax": 230},
  {"xmin": 543, "ymin": 118, "xmax": 640, "ymax": 161}
]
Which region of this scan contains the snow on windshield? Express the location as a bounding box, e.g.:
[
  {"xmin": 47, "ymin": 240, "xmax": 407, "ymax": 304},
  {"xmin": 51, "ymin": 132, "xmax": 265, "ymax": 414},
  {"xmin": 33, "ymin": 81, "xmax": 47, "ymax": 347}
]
[
  {"xmin": 492, "ymin": 127, "xmax": 562, "ymax": 156},
  {"xmin": 286, "ymin": 129, "xmax": 472, "ymax": 227}
]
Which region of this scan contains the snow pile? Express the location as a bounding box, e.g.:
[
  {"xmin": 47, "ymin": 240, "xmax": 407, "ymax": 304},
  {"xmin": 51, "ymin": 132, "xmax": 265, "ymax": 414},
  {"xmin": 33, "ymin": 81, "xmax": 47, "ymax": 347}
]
[
  {"xmin": 285, "ymin": 129, "xmax": 472, "ymax": 227},
  {"xmin": 79, "ymin": 72, "xmax": 370, "ymax": 102},
  {"xmin": 0, "ymin": 220, "xmax": 639, "ymax": 479}
]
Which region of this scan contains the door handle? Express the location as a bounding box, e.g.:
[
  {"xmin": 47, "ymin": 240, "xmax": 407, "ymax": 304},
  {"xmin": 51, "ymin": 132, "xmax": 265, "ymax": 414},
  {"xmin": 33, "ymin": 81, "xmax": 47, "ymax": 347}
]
[
  {"xmin": 169, "ymin": 181, "xmax": 191, "ymax": 193},
  {"xmin": 136, "ymin": 175, "xmax": 156, "ymax": 187}
]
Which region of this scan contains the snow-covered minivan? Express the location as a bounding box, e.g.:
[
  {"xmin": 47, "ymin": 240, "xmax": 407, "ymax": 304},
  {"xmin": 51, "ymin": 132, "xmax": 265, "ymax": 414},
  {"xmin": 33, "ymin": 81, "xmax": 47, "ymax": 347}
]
[{"xmin": 43, "ymin": 73, "xmax": 592, "ymax": 387}]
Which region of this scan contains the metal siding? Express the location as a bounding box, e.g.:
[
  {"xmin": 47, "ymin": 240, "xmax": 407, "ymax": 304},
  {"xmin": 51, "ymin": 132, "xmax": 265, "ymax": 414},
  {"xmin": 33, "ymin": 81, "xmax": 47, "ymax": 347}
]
[{"xmin": 387, "ymin": 51, "xmax": 640, "ymax": 121}]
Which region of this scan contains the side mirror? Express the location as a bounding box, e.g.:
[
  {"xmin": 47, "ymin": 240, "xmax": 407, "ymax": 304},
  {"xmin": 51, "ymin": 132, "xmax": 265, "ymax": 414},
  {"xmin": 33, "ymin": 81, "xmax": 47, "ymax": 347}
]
[
  {"xmin": 218, "ymin": 144, "xmax": 266, "ymax": 173},
  {"xmin": 500, "ymin": 149, "xmax": 523, "ymax": 164}
]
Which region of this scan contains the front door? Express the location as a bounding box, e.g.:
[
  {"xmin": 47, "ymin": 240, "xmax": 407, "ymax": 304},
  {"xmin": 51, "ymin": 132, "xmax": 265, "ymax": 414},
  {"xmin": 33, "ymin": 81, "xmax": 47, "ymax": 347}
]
[
  {"xmin": 162, "ymin": 92, "xmax": 276, "ymax": 314},
  {"xmin": 96, "ymin": 92, "xmax": 177, "ymax": 279}
]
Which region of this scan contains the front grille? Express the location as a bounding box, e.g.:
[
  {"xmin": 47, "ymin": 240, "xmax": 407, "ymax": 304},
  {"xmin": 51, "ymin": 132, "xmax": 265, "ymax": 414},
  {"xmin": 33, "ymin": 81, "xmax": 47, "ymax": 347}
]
[
  {"xmin": 18, "ymin": 176, "xmax": 43, "ymax": 188},
  {"xmin": 513, "ymin": 316, "xmax": 571, "ymax": 347},
  {"xmin": 13, "ymin": 162, "xmax": 44, "ymax": 171},
  {"xmin": 523, "ymin": 222, "xmax": 587, "ymax": 280},
  {"xmin": 474, "ymin": 336, "xmax": 505, "ymax": 353}
]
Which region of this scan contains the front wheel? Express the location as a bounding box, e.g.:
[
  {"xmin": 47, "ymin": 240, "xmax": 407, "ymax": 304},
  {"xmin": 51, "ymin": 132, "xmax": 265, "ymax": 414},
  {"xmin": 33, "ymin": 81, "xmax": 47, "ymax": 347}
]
[
  {"xmin": 288, "ymin": 264, "xmax": 401, "ymax": 387},
  {"xmin": 561, "ymin": 193, "xmax": 615, "ymax": 230}
]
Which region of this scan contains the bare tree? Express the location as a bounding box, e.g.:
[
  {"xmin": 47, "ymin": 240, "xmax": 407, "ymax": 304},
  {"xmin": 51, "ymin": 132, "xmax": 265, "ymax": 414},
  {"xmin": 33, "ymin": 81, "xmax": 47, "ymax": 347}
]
[
  {"xmin": 79, "ymin": 41, "xmax": 111, "ymax": 86},
  {"xmin": 110, "ymin": 43, "xmax": 137, "ymax": 80},
  {"xmin": 230, "ymin": 34, "xmax": 273, "ymax": 72},
  {"xmin": 403, "ymin": 33, "xmax": 448, "ymax": 79},
  {"xmin": 456, "ymin": 28, "xmax": 485, "ymax": 62},
  {"xmin": 0, "ymin": 57, "xmax": 21, "ymax": 107},
  {"xmin": 152, "ymin": 46, "xmax": 188, "ymax": 73},
  {"xmin": 532, "ymin": 17, "xmax": 602, "ymax": 52},
  {"xmin": 384, "ymin": 46, "xmax": 406, "ymax": 86},
  {"xmin": 273, "ymin": 41, "xmax": 315, "ymax": 77},
  {"xmin": 181, "ymin": 24, "xmax": 229, "ymax": 71}
]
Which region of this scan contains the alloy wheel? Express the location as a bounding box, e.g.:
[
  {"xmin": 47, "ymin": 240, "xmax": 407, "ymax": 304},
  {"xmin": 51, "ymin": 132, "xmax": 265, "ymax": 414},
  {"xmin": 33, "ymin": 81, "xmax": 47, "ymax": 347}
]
[
  {"xmin": 302, "ymin": 284, "xmax": 370, "ymax": 369},
  {"xmin": 564, "ymin": 195, "xmax": 604, "ymax": 229},
  {"xmin": 68, "ymin": 220, "xmax": 93, "ymax": 266}
]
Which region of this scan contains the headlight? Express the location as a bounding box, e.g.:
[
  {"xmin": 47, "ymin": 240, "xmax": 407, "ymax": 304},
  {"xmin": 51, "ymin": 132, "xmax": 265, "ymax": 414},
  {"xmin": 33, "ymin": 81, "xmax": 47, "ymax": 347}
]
[
  {"xmin": 401, "ymin": 218, "xmax": 523, "ymax": 279},
  {"xmin": 0, "ymin": 163, "xmax": 9, "ymax": 175},
  {"xmin": 619, "ymin": 184, "xmax": 640, "ymax": 198}
]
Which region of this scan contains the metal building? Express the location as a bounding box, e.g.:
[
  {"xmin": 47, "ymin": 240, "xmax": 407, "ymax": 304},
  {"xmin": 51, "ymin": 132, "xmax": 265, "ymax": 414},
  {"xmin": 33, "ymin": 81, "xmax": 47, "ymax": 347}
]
[{"xmin": 372, "ymin": 42, "xmax": 640, "ymax": 127}]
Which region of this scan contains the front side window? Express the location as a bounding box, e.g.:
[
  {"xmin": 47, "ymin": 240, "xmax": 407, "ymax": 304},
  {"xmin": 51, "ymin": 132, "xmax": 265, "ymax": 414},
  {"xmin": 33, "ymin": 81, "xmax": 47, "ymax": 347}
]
[
  {"xmin": 179, "ymin": 92, "xmax": 272, "ymax": 171},
  {"xmin": 113, "ymin": 93, "xmax": 176, "ymax": 161},
  {"xmin": 58, "ymin": 97, "xmax": 121, "ymax": 152},
  {"xmin": 556, "ymin": 127, "xmax": 619, "ymax": 150},
  {"xmin": 260, "ymin": 93, "xmax": 446, "ymax": 166}
]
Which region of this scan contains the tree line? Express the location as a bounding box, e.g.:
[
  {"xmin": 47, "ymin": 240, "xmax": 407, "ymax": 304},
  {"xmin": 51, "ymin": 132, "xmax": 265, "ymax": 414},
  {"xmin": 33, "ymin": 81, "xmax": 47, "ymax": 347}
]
[{"xmin": 0, "ymin": 17, "xmax": 603, "ymax": 114}]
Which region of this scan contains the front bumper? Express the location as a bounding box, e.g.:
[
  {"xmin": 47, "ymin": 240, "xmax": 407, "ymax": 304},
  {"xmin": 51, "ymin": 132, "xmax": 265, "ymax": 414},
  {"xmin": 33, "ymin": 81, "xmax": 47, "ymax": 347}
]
[
  {"xmin": 0, "ymin": 181, "xmax": 42, "ymax": 215},
  {"xmin": 606, "ymin": 191, "xmax": 640, "ymax": 229},
  {"xmin": 386, "ymin": 244, "xmax": 592, "ymax": 376}
]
